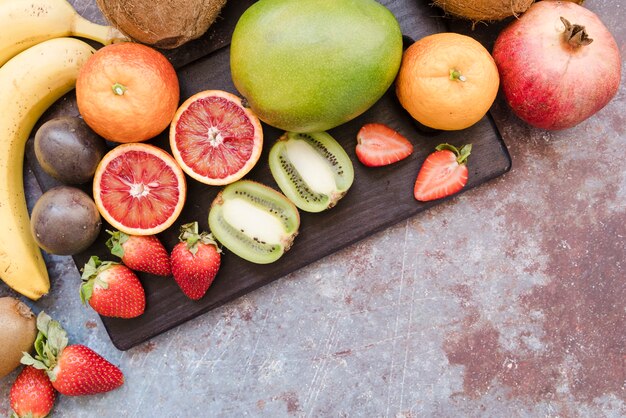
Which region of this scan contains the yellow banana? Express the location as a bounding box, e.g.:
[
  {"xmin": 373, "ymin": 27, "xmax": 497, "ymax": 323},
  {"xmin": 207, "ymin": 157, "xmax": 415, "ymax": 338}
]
[
  {"xmin": 0, "ymin": 37, "xmax": 95, "ymax": 300},
  {"xmin": 0, "ymin": 0, "xmax": 126, "ymax": 66}
]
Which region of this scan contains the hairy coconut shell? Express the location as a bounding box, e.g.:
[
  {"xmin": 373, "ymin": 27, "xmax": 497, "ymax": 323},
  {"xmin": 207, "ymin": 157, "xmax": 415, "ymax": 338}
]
[
  {"xmin": 96, "ymin": 0, "xmax": 228, "ymax": 49},
  {"xmin": 433, "ymin": 0, "xmax": 535, "ymax": 21}
]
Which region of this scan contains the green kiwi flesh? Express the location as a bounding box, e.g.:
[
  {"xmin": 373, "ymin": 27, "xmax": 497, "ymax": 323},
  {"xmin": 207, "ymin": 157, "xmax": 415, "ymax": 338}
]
[
  {"xmin": 208, "ymin": 180, "xmax": 300, "ymax": 264},
  {"xmin": 268, "ymin": 131, "xmax": 354, "ymax": 213}
]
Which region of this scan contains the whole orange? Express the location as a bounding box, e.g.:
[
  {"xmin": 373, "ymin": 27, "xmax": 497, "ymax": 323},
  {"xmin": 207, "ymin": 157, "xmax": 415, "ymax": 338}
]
[
  {"xmin": 396, "ymin": 33, "xmax": 499, "ymax": 131},
  {"xmin": 76, "ymin": 42, "xmax": 179, "ymax": 143}
]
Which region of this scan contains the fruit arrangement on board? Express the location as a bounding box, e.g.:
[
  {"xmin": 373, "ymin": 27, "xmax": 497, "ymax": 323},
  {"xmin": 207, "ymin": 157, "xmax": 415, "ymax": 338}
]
[{"xmin": 0, "ymin": 0, "xmax": 622, "ymax": 413}]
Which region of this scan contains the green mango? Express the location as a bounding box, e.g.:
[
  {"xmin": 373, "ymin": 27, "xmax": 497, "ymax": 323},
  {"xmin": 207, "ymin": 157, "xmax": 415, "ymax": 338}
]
[{"xmin": 230, "ymin": 0, "xmax": 403, "ymax": 133}]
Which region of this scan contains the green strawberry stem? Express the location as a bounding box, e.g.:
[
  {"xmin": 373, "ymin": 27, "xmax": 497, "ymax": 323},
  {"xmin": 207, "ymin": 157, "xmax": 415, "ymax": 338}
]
[
  {"xmin": 79, "ymin": 256, "xmax": 114, "ymax": 305},
  {"xmin": 178, "ymin": 222, "xmax": 221, "ymax": 255},
  {"xmin": 21, "ymin": 312, "xmax": 68, "ymax": 380},
  {"xmin": 435, "ymin": 143, "xmax": 472, "ymax": 165},
  {"xmin": 105, "ymin": 230, "xmax": 130, "ymax": 258}
]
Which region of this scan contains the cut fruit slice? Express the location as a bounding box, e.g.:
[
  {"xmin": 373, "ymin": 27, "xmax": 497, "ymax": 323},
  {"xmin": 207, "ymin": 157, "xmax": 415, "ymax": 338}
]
[
  {"xmin": 170, "ymin": 90, "xmax": 263, "ymax": 185},
  {"xmin": 268, "ymin": 131, "xmax": 354, "ymax": 213},
  {"xmin": 356, "ymin": 123, "xmax": 413, "ymax": 167},
  {"xmin": 208, "ymin": 180, "xmax": 300, "ymax": 264},
  {"xmin": 93, "ymin": 143, "xmax": 186, "ymax": 235}
]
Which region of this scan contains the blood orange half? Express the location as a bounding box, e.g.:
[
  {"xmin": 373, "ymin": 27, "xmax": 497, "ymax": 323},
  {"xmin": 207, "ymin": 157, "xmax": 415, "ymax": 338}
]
[
  {"xmin": 169, "ymin": 90, "xmax": 263, "ymax": 185},
  {"xmin": 93, "ymin": 143, "xmax": 187, "ymax": 235}
]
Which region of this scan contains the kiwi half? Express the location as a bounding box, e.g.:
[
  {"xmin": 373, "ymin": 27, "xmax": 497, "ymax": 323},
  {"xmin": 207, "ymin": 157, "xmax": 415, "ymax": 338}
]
[
  {"xmin": 208, "ymin": 180, "xmax": 300, "ymax": 264},
  {"xmin": 269, "ymin": 132, "xmax": 354, "ymax": 213}
]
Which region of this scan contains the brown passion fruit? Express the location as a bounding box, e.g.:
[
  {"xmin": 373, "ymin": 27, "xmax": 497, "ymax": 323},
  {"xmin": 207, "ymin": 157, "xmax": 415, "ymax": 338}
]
[
  {"xmin": 30, "ymin": 186, "xmax": 102, "ymax": 255},
  {"xmin": 34, "ymin": 116, "xmax": 107, "ymax": 185}
]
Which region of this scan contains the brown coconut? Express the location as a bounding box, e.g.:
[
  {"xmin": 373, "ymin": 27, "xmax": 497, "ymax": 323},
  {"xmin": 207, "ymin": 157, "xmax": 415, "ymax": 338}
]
[
  {"xmin": 95, "ymin": 0, "xmax": 228, "ymax": 49},
  {"xmin": 433, "ymin": 0, "xmax": 535, "ymax": 22}
]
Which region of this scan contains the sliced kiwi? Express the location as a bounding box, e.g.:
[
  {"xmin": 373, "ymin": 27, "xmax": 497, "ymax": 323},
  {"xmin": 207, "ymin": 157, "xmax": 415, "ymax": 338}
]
[
  {"xmin": 208, "ymin": 180, "xmax": 300, "ymax": 264},
  {"xmin": 268, "ymin": 131, "xmax": 354, "ymax": 213}
]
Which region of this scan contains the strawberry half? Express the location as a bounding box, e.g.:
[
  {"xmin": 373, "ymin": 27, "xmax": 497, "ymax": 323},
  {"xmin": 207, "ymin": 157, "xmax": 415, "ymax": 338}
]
[
  {"xmin": 356, "ymin": 123, "xmax": 413, "ymax": 167},
  {"xmin": 80, "ymin": 256, "xmax": 146, "ymax": 319},
  {"xmin": 21, "ymin": 312, "xmax": 124, "ymax": 396},
  {"xmin": 10, "ymin": 366, "xmax": 56, "ymax": 418},
  {"xmin": 106, "ymin": 230, "xmax": 171, "ymax": 276},
  {"xmin": 414, "ymin": 143, "xmax": 472, "ymax": 202},
  {"xmin": 171, "ymin": 222, "xmax": 221, "ymax": 300}
]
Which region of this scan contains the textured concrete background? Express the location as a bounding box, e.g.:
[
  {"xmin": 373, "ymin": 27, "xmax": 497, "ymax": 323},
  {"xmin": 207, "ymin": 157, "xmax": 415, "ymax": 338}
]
[{"xmin": 1, "ymin": 1, "xmax": 624, "ymax": 417}]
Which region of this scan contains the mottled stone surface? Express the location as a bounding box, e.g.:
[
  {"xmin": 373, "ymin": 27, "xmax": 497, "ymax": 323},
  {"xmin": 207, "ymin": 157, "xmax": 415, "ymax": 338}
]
[{"xmin": 0, "ymin": 0, "xmax": 625, "ymax": 417}]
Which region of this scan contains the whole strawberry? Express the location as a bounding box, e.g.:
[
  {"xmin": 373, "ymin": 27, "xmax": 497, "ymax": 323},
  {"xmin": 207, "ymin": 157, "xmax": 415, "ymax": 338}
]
[
  {"xmin": 106, "ymin": 230, "xmax": 171, "ymax": 276},
  {"xmin": 171, "ymin": 222, "xmax": 221, "ymax": 300},
  {"xmin": 10, "ymin": 365, "xmax": 56, "ymax": 418},
  {"xmin": 44, "ymin": 345, "xmax": 123, "ymax": 396},
  {"xmin": 80, "ymin": 256, "xmax": 146, "ymax": 319},
  {"xmin": 21, "ymin": 312, "xmax": 124, "ymax": 396}
]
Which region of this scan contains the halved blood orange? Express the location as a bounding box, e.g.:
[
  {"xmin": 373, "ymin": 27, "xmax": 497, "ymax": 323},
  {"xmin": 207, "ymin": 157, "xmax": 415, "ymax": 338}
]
[
  {"xmin": 169, "ymin": 90, "xmax": 263, "ymax": 185},
  {"xmin": 93, "ymin": 143, "xmax": 187, "ymax": 235}
]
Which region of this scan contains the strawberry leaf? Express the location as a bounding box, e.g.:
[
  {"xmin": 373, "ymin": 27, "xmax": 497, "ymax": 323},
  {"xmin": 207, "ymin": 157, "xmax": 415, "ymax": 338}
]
[
  {"xmin": 179, "ymin": 222, "xmax": 199, "ymax": 237},
  {"xmin": 46, "ymin": 320, "xmax": 68, "ymax": 357},
  {"xmin": 435, "ymin": 143, "xmax": 460, "ymax": 154},
  {"xmin": 22, "ymin": 312, "xmax": 68, "ymax": 372},
  {"xmin": 34, "ymin": 331, "xmax": 46, "ymax": 359},
  {"xmin": 36, "ymin": 311, "xmax": 52, "ymax": 337},
  {"xmin": 80, "ymin": 280, "xmax": 94, "ymax": 305},
  {"xmin": 80, "ymin": 275, "xmax": 109, "ymax": 305},
  {"xmin": 179, "ymin": 222, "xmax": 201, "ymax": 255},
  {"xmin": 199, "ymin": 233, "xmax": 221, "ymax": 253},
  {"xmin": 457, "ymin": 144, "xmax": 472, "ymax": 164},
  {"xmin": 43, "ymin": 344, "xmax": 55, "ymax": 364},
  {"xmin": 20, "ymin": 352, "xmax": 47, "ymax": 370},
  {"xmin": 178, "ymin": 222, "xmax": 220, "ymax": 255},
  {"xmin": 186, "ymin": 236, "xmax": 200, "ymax": 255},
  {"xmin": 81, "ymin": 256, "xmax": 101, "ymax": 280},
  {"xmin": 435, "ymin": 143, "xmax": 472, "ymax": 165},
  {"xmin": 81, "ymin": 256, "xmax": 118, "ymax": 284},
  {"xmin": 106, "ymin": 230, "xmax": 129, "ymax": 259}
]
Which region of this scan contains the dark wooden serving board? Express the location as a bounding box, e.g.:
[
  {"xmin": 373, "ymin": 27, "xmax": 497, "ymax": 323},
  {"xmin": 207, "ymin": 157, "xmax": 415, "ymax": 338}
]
[{"xmin": 29, "ymin": 0, "xmax": 511, "ymax": 350}]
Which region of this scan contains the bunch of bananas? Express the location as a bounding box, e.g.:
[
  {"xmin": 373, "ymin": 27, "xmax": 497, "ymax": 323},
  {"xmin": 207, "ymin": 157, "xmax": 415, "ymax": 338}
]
[{"xmin": 0, "ymin": 0, "xmax": 126, "ymax": 300}]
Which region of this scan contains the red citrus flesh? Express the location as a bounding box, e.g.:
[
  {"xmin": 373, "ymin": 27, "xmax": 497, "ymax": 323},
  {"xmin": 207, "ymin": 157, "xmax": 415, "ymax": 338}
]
[
  {"xmin": 170, "ymin": 90, "xmax": 263, "ymax": 185},
  {"xmin": 93, "ymin": 144, "xmax": 186, "ymax": 235}
]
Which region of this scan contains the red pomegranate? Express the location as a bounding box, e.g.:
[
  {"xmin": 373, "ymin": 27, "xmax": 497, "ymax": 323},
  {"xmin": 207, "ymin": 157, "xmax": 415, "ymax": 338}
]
[{"xmin": 492, "ymin": 1, "xmax": 621, "ymax": 130}]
